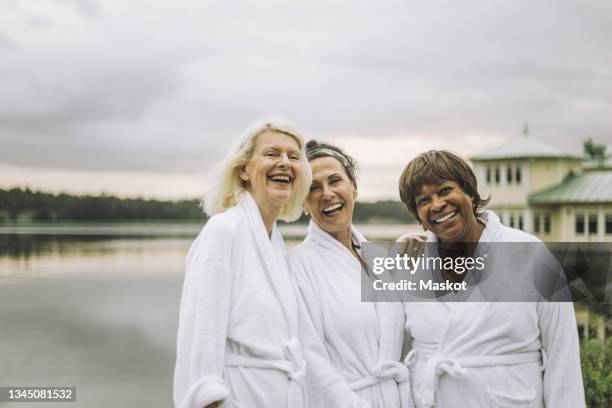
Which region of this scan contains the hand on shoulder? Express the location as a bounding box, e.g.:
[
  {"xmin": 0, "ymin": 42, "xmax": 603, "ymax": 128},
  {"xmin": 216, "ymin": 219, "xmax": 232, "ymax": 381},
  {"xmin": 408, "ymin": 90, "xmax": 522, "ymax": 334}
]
[{"xmin": 396, "ymin": 232, "xmax": 427, "ymax": 258}]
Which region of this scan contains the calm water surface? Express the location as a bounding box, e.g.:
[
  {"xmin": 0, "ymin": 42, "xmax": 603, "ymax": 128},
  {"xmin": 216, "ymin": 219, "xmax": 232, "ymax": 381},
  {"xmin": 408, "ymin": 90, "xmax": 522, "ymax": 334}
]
[{"xmin": 0, "ymin": 223, "xmax": 417, "ymax": 407}]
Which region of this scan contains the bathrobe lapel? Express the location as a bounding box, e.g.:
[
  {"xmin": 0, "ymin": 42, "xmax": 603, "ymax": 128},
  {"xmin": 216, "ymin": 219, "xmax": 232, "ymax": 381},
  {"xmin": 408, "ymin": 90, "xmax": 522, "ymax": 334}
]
[
  {"xmin": 308, "ymin": 221, "xmax": 387, "ymax": 358},
  {"xmin": 238, "ymin": 192, "xmax": 298, "ymax": 336}
]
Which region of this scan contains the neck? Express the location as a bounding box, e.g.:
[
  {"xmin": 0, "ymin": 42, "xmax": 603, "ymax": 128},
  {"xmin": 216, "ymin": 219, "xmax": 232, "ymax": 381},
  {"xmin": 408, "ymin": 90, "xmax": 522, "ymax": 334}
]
[
  {"xmin": 330, "ymin": 225, "xmax": 353, "ymax": 252},
  {"xmin": 258, "ymin": 204, "xmax": 281, "ymax": 238},
  {"xmin": 467, "ymin": 220, "xmax": 485, "ymax": 242},
  {"xmin": 246, "ymin": 190, "xmax": 283, "ymax": 238},
  {"xmin": 255, "ymin": 200, "xmax": 282, "ymax": 238},
  {"xmin": 439, "ymin": 222, "xmax": 485, "ymax": 257}
]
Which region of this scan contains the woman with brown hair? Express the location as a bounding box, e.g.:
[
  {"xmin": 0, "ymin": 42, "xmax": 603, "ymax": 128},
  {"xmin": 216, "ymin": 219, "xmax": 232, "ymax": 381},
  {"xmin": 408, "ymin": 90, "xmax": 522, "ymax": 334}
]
[
  {"xmin": 398, "ymin": 150, "xmax": 584, "ymax": 408},
  {"xmin": 291, "ymin": 141, "xmax": 411, "ymax": 407}
]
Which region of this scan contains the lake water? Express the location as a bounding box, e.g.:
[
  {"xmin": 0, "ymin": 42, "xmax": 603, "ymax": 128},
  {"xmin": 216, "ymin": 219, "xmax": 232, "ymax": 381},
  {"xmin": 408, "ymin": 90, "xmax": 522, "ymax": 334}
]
[{"xmin": 0, "ymin": 222, "xmax": 418, "ymax": 407}]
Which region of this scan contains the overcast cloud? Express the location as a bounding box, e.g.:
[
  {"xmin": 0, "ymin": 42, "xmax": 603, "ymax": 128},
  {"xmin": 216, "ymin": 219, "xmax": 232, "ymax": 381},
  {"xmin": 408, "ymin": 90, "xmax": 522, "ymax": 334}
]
[{"xmin": 1, "ymin": 0, "xmax": 611, "ymax": 199}]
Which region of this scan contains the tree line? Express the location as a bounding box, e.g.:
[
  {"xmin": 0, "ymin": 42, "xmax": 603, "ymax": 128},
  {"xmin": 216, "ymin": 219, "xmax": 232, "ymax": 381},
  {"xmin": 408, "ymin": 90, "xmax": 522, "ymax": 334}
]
[
  {"xmin": 0, "ymin": 188, "xmax": 416, "ymax": 224},
  {"xmin": 0, "ymin": 188, "xmax": 204, "ymax": 222}
]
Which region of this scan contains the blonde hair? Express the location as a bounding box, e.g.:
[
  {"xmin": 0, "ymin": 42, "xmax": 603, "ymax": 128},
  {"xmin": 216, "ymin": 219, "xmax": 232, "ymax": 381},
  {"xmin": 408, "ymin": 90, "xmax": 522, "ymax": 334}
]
[{"xmin": 203, "ymin": 118, "xmax": 312, "ymax": 222}]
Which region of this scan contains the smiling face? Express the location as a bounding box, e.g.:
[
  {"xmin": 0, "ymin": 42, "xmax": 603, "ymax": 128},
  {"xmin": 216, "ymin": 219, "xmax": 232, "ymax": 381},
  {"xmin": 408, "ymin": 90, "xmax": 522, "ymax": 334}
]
[
  {"xmin": 240, "ymin": 130, "xmax": 303, "ymax": 212},
  {"xmin": 305, "ymin": 156, "xmax": 357, "ymax": 239},
  {"xmin": 415, "ymin": 180, "xmax": 483, "ymax": 242}
]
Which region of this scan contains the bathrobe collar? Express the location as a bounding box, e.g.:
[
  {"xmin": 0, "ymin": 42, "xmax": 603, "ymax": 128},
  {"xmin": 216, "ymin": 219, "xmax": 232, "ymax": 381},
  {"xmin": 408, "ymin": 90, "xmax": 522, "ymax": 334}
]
[
  {"xmin": 237, "ymin": 191, "xmax": 298, "ymax": 336},
  {"xmin": 307, "ymin": 219, "xmax": 367, "ymax": 257}
]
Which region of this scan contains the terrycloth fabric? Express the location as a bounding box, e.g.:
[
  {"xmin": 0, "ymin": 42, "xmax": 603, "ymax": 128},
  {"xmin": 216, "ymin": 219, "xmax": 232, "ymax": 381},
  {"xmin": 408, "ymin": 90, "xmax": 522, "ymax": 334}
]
[
  {"xmin": 174, "ymin": 192, "xmax": 307, "ymax": 408},
  {"xmin": 403, "ymin": 211, "xmax": 585, "ymax": 408},
  {"xmin": 291, "ymin": 221, "xmax": 412, "ymax": 408}
]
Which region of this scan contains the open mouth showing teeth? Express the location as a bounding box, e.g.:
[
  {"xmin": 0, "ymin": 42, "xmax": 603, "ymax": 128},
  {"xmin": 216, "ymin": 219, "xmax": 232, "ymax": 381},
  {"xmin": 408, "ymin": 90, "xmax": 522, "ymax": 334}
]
[
  {"xmin": 322, "ymin": 203, "xmax": 343, "ymax": 216},
  {"xmin": 433, "ymin": 211, "xmax": 457, "ymax": 224},
  {"xmin": 268, "ymin": 174, "xmax": 292, "ymax": 184}
]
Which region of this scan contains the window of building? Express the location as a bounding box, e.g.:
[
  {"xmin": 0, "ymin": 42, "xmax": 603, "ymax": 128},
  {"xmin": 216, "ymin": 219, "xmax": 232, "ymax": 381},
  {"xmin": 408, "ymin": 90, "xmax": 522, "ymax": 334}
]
[
  {"xmin": 544, "ymin": 214, "xmax": 551, "ymax": 234},
  {"xmin": 518, "ymin": 215, "xmax": 524, "ymax": 231},
  {"xmin": 606, "ymin": 214, "xmax": 612, "ymax": 234},
  {"xmin": 588, "ymin": 214, "xmax": 598, "ymax": 234},
  {"xmin": 507, "ymin": 164, "xmax": 512, "ymax": 184},
  {"xmin": 509, "ymin": 214, "xmax": 515, "ymax": 228},
  {"xmin": 515, "ymin": 165, "xmax": 521, "ymax": 185},
  {"xmin": 575, "ymin": 214, "xmax": 585, "ymax": 234},
  {"xmin": 534, "ymin": 213, "xmax": 541, "ymax": 233},
  {"xmin": 486, "ymin": 166, "xmax": 491, "ymax": 184},
  {"xmin": 495, "ymin": 166, "xmax": 500, "ymax": 185}
]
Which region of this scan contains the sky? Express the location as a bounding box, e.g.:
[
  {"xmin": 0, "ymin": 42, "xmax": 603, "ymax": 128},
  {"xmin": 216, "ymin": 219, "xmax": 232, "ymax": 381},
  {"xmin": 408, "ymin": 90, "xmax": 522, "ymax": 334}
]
[{"xmin": 1, "ymin": 0, "xmax": 611, "ymax": 201}]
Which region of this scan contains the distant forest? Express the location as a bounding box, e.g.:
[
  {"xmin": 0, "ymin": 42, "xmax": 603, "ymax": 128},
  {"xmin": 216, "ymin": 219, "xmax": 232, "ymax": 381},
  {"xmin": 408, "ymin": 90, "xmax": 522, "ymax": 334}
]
[
  {"xmin": 0, "ymin": 188, "xmax": 416, "ymax": 224},
  {"xmin": 0, "ymin": 188, "xmax": 204, "ymax": 222}
]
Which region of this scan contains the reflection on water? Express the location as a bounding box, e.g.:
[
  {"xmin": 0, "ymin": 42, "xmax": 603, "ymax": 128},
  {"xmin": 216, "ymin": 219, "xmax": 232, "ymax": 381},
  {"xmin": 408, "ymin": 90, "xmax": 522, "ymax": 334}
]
[
  {"xmin": 0, "ymin": 235, "xmax": 193, "ymax": 281},
  {"xmin": 0, "ymin": 234, "xmax": 145, "ymax": 259}
]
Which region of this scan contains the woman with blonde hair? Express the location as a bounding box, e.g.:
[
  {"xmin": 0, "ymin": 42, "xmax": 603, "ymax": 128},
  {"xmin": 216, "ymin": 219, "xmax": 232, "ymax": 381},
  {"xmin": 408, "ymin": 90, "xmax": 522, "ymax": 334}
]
[{"xmin": 174, "ymin": 118, "xmax": 312, "ymax": 408}]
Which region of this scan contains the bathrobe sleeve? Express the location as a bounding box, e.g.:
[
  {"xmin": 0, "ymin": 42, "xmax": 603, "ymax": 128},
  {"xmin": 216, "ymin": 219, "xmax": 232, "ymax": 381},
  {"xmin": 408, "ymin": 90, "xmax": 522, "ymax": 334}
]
[
  {"xmin": 292, "ymin": 257, "xmax": 371, "ymax": 408},
  {"xmin": 537, "ymin": 302, "xmax": 586, "ymax": 408},
  {"xmin": 174, "ymin": 219, "xmax": 235, "ymax": 408}
]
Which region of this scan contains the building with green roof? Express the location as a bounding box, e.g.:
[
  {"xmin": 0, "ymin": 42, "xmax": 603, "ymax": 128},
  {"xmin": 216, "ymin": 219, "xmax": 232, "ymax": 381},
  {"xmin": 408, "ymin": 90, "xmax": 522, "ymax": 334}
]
[{"xmin": 472, "ymin": 133, "xmax": 612, "ymax": 242}]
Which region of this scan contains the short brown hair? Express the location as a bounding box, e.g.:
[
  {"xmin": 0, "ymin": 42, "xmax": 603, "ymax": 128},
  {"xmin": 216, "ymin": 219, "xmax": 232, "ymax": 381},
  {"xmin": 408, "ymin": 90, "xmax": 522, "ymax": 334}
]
[{"xmin": 398, "ymin": 150, "xmax": 490, "ymax": 222}]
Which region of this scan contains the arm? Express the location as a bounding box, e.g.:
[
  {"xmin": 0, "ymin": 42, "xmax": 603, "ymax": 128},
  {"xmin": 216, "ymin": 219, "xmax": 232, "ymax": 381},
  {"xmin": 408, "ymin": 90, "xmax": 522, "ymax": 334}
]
[
  {"xmin": 174, "ymin": 230, "xmax": 233, "ymax": 408},
  {"xmin": 292, "ymin": 259, "xmax": 371, "ymax": 408},
  {"xmin": 537, "ymin": 302, "xmax": 586, "ymax": 408}
]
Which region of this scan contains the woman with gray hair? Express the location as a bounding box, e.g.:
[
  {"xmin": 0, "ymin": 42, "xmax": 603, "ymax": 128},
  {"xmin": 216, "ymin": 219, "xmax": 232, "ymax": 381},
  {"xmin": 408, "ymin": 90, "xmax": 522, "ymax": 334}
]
[{"xmin": 174, "ymin": 118, "xmax": 312, "ymax": 408}]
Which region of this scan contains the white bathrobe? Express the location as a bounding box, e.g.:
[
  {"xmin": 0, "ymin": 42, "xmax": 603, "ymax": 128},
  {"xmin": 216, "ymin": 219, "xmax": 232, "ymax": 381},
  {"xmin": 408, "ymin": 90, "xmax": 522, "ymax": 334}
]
[
  {"xmin": 404, "ymin": 211, "xmax": 585, "ymax": 408},
  {"xmin": 174, "ymin": 192, "xmax": 307, "ymax": 408},
  {"xmin": 290, "ymin": 221, "xmax": 411, "ymax": 408}
]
